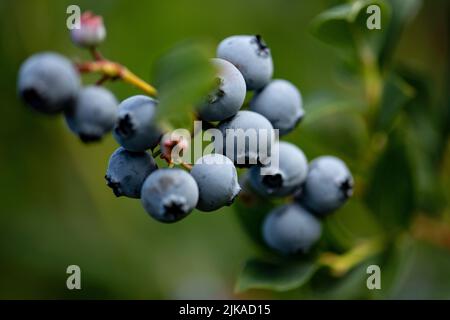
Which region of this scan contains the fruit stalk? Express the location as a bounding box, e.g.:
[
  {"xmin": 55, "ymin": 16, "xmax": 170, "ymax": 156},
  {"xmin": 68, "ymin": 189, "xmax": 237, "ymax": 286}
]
[
  {"xmin": 89, "ymin": 47, "xmax": 104, "ymax": 61},
  {"xmin": 180, "ymin": 162, "xmax": 193, "ymax": 171},
  {"xmin": 76, "ymin": 60, "xmax": 158, "ymax": 97},
  {"xmin": 318, "ymin": 239, "xmax": 383, "ymax": 276}
]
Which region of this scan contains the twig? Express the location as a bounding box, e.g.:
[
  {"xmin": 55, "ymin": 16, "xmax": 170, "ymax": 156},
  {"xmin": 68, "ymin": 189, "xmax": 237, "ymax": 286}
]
[{"xmin": 76, "ymin": 60, "xmax": 158, "ymax": 97}]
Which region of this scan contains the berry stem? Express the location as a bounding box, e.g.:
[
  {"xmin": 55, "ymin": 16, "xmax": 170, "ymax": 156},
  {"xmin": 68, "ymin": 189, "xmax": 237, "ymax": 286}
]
[
  {"xmin": 159, "ymin": 147, "xmax": 192, "ymax": 171},
  {"xmin": 121, "ymin": 68, "xmax": 158, "ymax": 97},
  {"xmin": 89, "ymin": 47, "xmax": 105, "ymax": 61},
  {"xmin": 180, "ymin": 161, "xmax": 193, "ymax": 171},
  {"xmin": 318, "ymin": 239, "xmax": 383, "ymax": 276},
  {"xmin": 76, "ymin": 60, "xmax": 158, "ymax": 97}
]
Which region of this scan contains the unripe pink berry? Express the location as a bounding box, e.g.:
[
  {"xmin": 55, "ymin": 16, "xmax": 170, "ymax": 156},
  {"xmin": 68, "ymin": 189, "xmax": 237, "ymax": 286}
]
[{"xmin": 71, "ymin": 11, "xmax": 106, "ymax": 48}]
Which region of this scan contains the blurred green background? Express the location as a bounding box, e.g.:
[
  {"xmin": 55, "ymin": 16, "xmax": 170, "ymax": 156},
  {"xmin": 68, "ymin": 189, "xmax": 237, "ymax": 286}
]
[{"xmin": 0, "ymin": 0, "xmax": 449, "ymax": 299}]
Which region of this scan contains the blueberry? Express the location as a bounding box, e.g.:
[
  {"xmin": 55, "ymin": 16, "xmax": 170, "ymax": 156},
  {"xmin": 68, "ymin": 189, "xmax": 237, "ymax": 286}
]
[
  {"xmin": 141, "ymin": 169, "xmax": 199, "ymax": 223},
  {"xmin": 105, "ymin": 147, "xmax": 157, "ymax": 198},
  {"xmin": 296, "ymin": 156, "xmax": 353, "ymax": 216},
  {"xmin": 191, "ymin": 154, "xmax": 241, "ymax": 212},
  {"xmin": 198, "ymin": 58, "xmax": 246, "ymax": 121},
  {"xmin": 113, "ymin": 95, "xmax": 161, "ymax": 152},
  {"xmin": 65, "ymin": 86, "xmax": 118, "ymax": 142},
  {"xmin": 217, "ymin": 110, "xmax": 274, "ymax": 167},
  {"xmin": 262, "ymin": 204, "xmax": 322, "ymax": 255},
  {"xmin": 17, "ymin": 52, "xmax": 80, "ymax": 114},
  {"xmin": 249, "ymin": 141, "xmax": 308, "ymax": 197},
  {"xmin": 250, "ymin": 79, "xmax": 304, "ymax": 135},
  {"xmin": 217, "ymin": 35, "xmax": 273, "ymax": 90}
]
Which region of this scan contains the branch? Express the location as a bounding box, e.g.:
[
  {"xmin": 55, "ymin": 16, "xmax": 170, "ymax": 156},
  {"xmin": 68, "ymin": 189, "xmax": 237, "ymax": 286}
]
[{"xmin": 76, "ymin": 60, "xmax": 158, "ymax": 97}]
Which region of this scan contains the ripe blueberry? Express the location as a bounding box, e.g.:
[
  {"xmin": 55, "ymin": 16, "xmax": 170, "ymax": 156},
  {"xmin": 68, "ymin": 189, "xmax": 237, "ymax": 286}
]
[
  {"xmin": 217, "ymin": 110, "xmax": 275, "ymax": 167},
  {"xmin": 141, "ymin": 169, "xmax": 199, "ymax": 223},
  {"xmin": 217, "ymin": 35, "xmax": 273, "ymax": 90},
  {"xmin": 249, "ymin": 141, "xmax": 308, "ymax": 197},
  {"xmin": 105, "ymin": 147, "xmax": 158, "ymax": 198},
  {"xmin": 198, "ymin": 58, "xmax": 246, "ymax": 121},
  {"xmin": 113, "ymin": 95, "xmax": 161, "ymax": 152},
  {"xmin": 296, "ymin": 156, "xmax": 353, "ymax": 216},
  {"xmin": 250, "ymin": 79, "xmax": 304, "ymax": 135},
  {"xmin": 190, "ymin": 154, "xmax": 241, "ymax": 212},
  {"xmin": 65, "ymin": 86, "xmax": 118, "ymax": 142},
  {"xmin": 262, "ymin": 204, "xmax": 322, "ymax": 255},
  {"xmin": 17, "ymin": 52, "xmax": 80, "ymax": 114}
]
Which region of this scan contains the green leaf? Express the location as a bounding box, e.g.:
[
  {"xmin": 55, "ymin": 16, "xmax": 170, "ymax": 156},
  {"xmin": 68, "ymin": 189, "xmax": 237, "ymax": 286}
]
[
  {"xmin": 233, "ymin": 172, "xmax": 277, "ymax": 247},
  {"xmin": 300, "ymin": 95, "xmax": 369, "ymax": 163},
  {"xmin": 310, "ymin": 0, "xmax": 391, "ymax": 56},
  {"xmin": 309, "ymin": 255, "xmax": 380, "ymax": 299},
  {"xmin": 375, "ymin": 73, "xmax": 415, "ymax": 131},
  {"xmin": 364, "ymin": 131, "xmax": 415, "ymax": 230},
  {"xmin": 384, "ymin": 238, "xmax": 450, "ymax": 299},
  {"xmin": 399, "ymin": 67, "xmax": 446, "ymax": 215},
  {"xmin": 233, "ymin": 199, "xmax": 269, "ymax": 247},
  {"xmin": 379, "ymin": 0, "xmax": 422, "ymax": 69},
  {"xmin": 323, "ymin": 199, "xmax": 385, "ymax": 251},
  {"xmin": 153, "ymin": 40, "xmax": 215, "ymax": 127},
  {"xmin": 302, "ymin": 94, "xmax": 364, "ymax": 125},
  {"xmin": 236, "ymin": 258, "xmax": 318, "ymax": 293}
]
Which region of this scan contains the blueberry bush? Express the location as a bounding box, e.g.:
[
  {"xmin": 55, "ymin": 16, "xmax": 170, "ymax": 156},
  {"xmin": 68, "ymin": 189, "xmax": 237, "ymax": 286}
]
[{"xmin": 2, "ymin": 0, "xmax": 450, "ymax": 299}]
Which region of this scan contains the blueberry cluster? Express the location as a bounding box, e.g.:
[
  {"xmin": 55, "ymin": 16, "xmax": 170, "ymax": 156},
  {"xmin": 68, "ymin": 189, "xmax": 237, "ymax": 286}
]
[
  {"xmin": 17, "ymin": 11, "xmax": 353, "ymax": 255},
  {"xmin": 213, "ymin": 35, "xmax": 354, "ymax": 255},
  {"xmin": 244, "ymin": 154, "xmax": 354, "ymax": 255}
]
